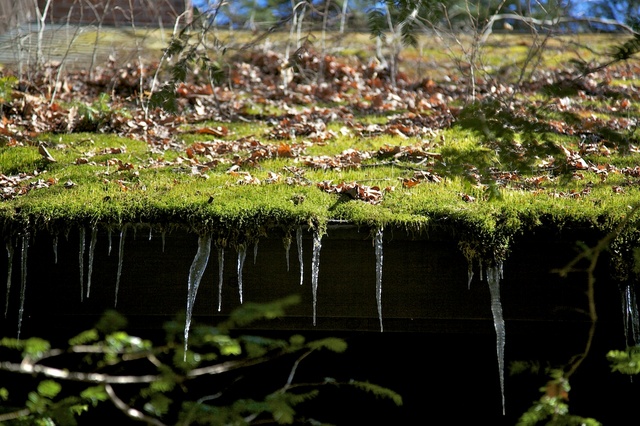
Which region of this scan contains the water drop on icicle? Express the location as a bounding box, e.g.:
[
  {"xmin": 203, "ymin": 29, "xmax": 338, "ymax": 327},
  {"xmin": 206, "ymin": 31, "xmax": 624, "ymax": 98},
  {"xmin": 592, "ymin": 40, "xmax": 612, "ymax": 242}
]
[
  {"xmin": 184, "ymin": 235, "xmax": 212, "ymax": 360},
  {"xmin": 114, "ymin": 227, "xmax": 126, "ymax": 307},
  {"xmin": 374, "ymin": 229, "xmax": 384, "ymax": 332},
  {"xmin": 87, "ymin": 227, "xmax": 97, "ymax": 298},
  {"xmin": 253, "ymin": 240, "xmax": 259, "ymax": 265},
  {"xmin": 52, "ymin": 234, "xmax": 58, "ymax": 264},
  {"xmin": 17, "ymin": 233, "xmax": 29, "ymax": 339},
  {"xmin": 284, "ymin": 238, "xmax": 291, "ymax": 272},
  {"xmin": 149, "ymin": 227, "xmax": 153, "ymax": 241},
  {"xmin": 237, "ymin": 246, "xmax": 247, "ymax": 304},
  {"xmin": 5, "ymin": 240, "xmax": 14, "ymax": 318},
  {"xmin": 487, "ymin": 262, "xmax": 506, "ymax": 416},
  {"xmin": 78, "ymin": 227, "xmax": 86, "ymax": 302},
  {"xmin": 297, "ymin": 227, "xmax": 303, "ymax": 286},
  {"xmin": 311, "ymin": 231, "xmax": 322, "ymax": 326},
  {"xmin": 217, "ymin": 248, "xmax": 224, "ymax": 312}
]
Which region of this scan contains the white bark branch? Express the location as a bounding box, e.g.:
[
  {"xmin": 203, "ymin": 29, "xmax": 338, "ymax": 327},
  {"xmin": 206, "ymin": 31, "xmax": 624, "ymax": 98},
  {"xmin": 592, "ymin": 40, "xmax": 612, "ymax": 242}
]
[
  {"xmin": 105, "ymin": 384, "xmax": 168, "ymax": 426},
  {"xmin": 481, "ymin": 14, "xmax": 637, "ymax": 44}
]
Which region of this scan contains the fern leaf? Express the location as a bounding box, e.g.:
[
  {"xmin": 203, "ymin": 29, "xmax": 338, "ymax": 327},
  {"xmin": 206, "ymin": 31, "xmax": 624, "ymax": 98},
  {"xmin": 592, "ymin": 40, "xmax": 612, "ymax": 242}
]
[
  {"xmin": 307, "ymin": 337, "xmax": 347, "ymax": 353},
  {"xmin": 68, "ymin": 328, "xmax": 99, "ymax": 346},
  {"xmin": 367, "ymin": 9, "xmax": 387, "ymax": 40},
  {"xmin": 349, "ymin": 380, "xmax": 403, "ymax": 406}
]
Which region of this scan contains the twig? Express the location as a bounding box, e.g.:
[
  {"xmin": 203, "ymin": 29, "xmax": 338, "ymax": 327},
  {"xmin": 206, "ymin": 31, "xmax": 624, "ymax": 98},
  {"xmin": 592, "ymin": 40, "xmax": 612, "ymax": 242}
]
[
  {"xmin": 105, "ymin": 384, "xmax": 168, "ymax": 426},
  {"xmin": 554, "ymin": 204, "xmax": 640, "ymax": 379},
  {"xmin": 0, "ymin": 408, "xmax": 31, "ymax": 422}
]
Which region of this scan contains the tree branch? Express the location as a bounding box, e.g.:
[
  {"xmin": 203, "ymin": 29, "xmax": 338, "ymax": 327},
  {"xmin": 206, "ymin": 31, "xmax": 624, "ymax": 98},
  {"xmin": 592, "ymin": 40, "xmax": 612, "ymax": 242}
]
[
  {"xmin": 105, "ymin": 384, "xmax": 168, "ymax": 426},
  {"xmin": 481, "ymin": 14, "xmax": 637, "ymax": 44}
]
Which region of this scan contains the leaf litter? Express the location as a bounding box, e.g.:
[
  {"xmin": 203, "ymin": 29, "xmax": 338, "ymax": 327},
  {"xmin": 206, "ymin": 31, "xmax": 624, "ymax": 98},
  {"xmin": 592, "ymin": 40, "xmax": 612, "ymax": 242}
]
[{"xmin": 1, "ymin": 44, "xmax": 640, "ymax": 205}]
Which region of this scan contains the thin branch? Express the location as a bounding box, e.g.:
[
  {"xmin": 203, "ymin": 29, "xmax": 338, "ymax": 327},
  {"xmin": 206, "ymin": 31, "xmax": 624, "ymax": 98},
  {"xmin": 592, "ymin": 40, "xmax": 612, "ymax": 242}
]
[
  {"xmin": 480, "ymin": 14, "xmax": 637, "ymax": 44},
  {"xmin": 105, "ymin": 384, "xmax": 168, "ymax": 426},
  {"xmin": 553, "ymin": 204, "xmax": 640, "ymax": 379},
  {"xmin": 283, "ymin": 350, "xmax": 312, "ymax": 392},
  {"xmin": 0, "ymin": 360, "xmax": 161, "ymax": 383},
  {"xmin": 0, "ymin": 408, "xmax": 31, "ymax": 422}
]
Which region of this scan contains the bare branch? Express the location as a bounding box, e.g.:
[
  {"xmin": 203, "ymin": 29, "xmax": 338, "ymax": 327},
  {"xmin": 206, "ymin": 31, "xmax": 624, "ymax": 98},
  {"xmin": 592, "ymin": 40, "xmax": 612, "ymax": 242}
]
[
  {"xmin": 481, "ymin": 14, "xmax": 637, "ymax": 44},
  {"xmin": 105, "ymin": 384, "xmax": 168, "ymax": 426}
]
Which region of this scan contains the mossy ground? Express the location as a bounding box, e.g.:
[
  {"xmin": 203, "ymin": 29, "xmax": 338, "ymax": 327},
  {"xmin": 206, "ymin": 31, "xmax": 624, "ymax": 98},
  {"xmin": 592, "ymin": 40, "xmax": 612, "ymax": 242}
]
[{"xmin": 1, "ymin": 31, "xmax": 640, "ymax": 266}]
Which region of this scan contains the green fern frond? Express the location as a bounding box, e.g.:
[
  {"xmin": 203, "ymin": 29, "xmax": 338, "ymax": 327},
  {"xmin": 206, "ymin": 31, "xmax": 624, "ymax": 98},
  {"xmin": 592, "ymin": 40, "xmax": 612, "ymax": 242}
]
[
  {"xmin": 265, "ymin": 391, "xmax": 320, "ymax": 425},
  {"xmin": 68, "ymin": 329, "xmax": 99, "ymax": 346},
  {"xmin": 607, "ymin": 348, "xmax": 640, "ymax": 375},
  {"xmin": 612, "ymin": 35, "xmax": 640, "ymax": 61},
  {"xmin": 307, "ymin": 337, "xmax": 347, "ymax": 353},
  {"xmin": 224, "ymin": 295, "xmax": 301, "ymax": 329},
  {"xmin": 367, "ymin": 9, "xmax": 387, "ymax": 40},
  {"xmin": 348, "ymin": 380, "xmax": 403, "ymax": 406}
]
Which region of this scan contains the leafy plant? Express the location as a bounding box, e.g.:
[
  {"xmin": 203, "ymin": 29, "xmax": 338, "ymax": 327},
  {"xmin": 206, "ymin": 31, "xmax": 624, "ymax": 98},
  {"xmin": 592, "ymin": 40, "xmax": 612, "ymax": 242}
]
[
  {"xmin": 0, "ymin": 296, "xmax": 402, "ymax": 425},
  {"xmin": 0, "ymin": 76, "xmax": 18, "ymax": 105}
]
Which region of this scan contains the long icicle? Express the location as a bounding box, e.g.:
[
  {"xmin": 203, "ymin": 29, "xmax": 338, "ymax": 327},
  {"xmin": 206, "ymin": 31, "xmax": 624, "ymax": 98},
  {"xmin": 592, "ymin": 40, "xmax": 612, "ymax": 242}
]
[
  {"xmin": 487, "ymin": 261, "xmax": 506, "ymax": 416},
  {"xmin": 17, "ymin": 233, "xmax": 29, "ymax": 339},
  {"xmin": 375, "ymin": 228, "xmax": 384, "ymax": 332},
  {"xmin": 86, "ymin": 227, "xmax": 98, "ymax": 298},
  {"xmin": 297, "ymin": 226, "xmax": 303, "ymax": 286},
  {"xmin": 184, "ymin": 235, "xmax": 212, "ymax": 360},
  {"xmin": 217, "ymin": 247, "xmax": 224, "ymax": 312},
  {"xmin": 5, "ymin": 240, "xmax": 14, "ymax": 318},
  {"xmin": 114, "ymin": 226, "xmax": 126, "ymax": 307},
  {"xmin": 311, "ymin": 230, "xmax": 322, "ymax": 326},
  {"xmin": 237, "ymin": 245, "xmax": 247, "ymax": 304},
  {"xmin": 78, "ymin": 226, "xmax": 86, "ymax": 302}
]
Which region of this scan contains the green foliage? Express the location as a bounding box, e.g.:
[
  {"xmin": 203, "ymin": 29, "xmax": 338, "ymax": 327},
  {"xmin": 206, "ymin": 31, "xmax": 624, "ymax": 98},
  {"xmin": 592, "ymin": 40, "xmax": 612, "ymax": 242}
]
[
  {"xmin": 0, "ymin": 75, "xmax": 17, "ymax": 104},
  {"xmin": 0, "ymin": 298, "xmax": 400, "ymax": 425},
  {"xmin": 348, "ymin": 380, "xmax": 403, "ymax": 406},
  {"xmin": 611, "ymin": 34, "xmax": 640, "ymax": 62},
  {"xmin": 74, "ymin": 93, "xmax": 115, "ymax": 132},
  {"xmin": 516, "ymin": 370, "xmax": 601, "ymax": 426},
  {"xmin": 0, "ymin": 337, "xmax": 50, "ymax": 359},
  {"xmin": 607, "ymin": 347, "xmax": 640, "ymax": 375}
]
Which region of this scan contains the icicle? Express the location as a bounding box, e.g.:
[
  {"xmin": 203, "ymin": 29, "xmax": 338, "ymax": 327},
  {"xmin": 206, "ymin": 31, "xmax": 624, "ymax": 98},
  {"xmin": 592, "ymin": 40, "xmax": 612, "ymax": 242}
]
[
  {"xmin": 5, "ymin": 241, "xmax": 14, "ymax": 318},
  {"xmin": 467, "ymin": 260, "xmax": 474, "ymax": 290},
  {"xmin": 217, "ymin": 248, "xmax": 224, "ymax": 312},
  {"xmin": 237, "ymin": 246, "xmax": 247, "ymax": 304},
  {"xmin": 17, "ymin": 233, "xmax": 29, "ymax": 339},
  {"xmin": 52, "ymin": 234, "xmax": 58, "ymax": 264},
  {"xmin": 297, "ymin": 226, "xmax": 303, "ymax": 286},
  {"xmin": 621, "ymin": 283, "xmax": 640, "ymax": 347},
  {"xmin": 374, "ymin": 228, "xmax": 384, "ymax": 332},
  {"xmin": 148, "ymin": 227, "xmax": 153, "ymax": 241},
  {"xmin": 114, "ymin": 227, "xmax": 126, "ymax": 307},
  {"xmin": 78, "ymin": 227, "xmax": 86, "ymax": 302},
  {"xmin": 86, "ymin": 227, "xmax": 97, "ymax": 298},
  {"xmin": 253, "ymin": 240, "xmax": 259, "ymax": 265},
  {"xmin": 162, "ymin": 230, "xmax": 166, "ymax": 253},
  {"xmin": 184, "ymin": 235, "xmax": 212, "ymax": 360},
  {"xmin": 487, "ymin": 262, "xmax": 506, "ymax": 416},
  {"xmin": 480, "ymin": 261, "xmax": 484, "ymax": 281},
  {"xmin": 107, "ymin": 228, "xmax": 113, "ymax": 255},
  {"xmin": 284, "ymin": 238, "xmax": 291, "ymax": 272},
  {"xmin": 311, "ymin": 231, "xmax": 322, "ymax": 326}
]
